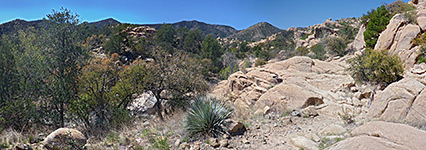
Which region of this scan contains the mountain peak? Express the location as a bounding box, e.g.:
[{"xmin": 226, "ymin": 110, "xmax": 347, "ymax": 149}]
[
  {"xmin": 88, "ymin": 18, "xmax": 120, "ymax": 28},
  {"xmin": 227, "ymin": 22, "xmax": 282, "ymax": 42}
]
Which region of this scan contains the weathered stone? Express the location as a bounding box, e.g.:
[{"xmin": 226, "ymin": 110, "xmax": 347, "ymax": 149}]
[
  {"xmin": 208, "ymin": 138, "xmax": 219, "ymax": 148},
  {"xmin": 319, "ymin": 124, "xmax": 346, "ymax": 136},
  {"xmin": 15, "ymin": 143, "xmax": 33, "ymax": 150},
  {"xmin": 301, "ymin": 105, "xmax": 319, "ymax": 117},
  {"xmin": 42, "ymin": 128, "xmax": 86, "ymax": 150},
  {"xmin": 219, "ymin": 139, "xmax": 229, "ymax": 147},
  {"xmin": 388, "ymin": 24, "xmax": 421, "ymax": 69},
  {"xmin": 290, "ymin": 136, "xmax": 318, "ymax": 150},
  {"xmin": 224, "ymin": 119, "xmax": 246, "ymax": 136},
  {"xmin": 368, "ymin": 78, "xmax": 425, "ymax": 122},
  {"xmin": 374, "ymin": 14, "xmax": 407, "ymax": 50}
]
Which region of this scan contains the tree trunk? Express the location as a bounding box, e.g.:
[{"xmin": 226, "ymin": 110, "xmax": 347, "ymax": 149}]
[
  {"xmin": 367, "ymin": 85, "xmax": 377, "ymax": 108},
  {"xmin": 154, "ymin": 100, "xmax": 164, "ymax": 120}
]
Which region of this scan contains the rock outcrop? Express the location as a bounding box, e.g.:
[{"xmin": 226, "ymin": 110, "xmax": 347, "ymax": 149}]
[
  {"xmin": 368, "ymin": 78, "xmax": 426, "ymax": 126},
  {"xmin": 211, "ymin": 56, "xmax": 362, "ymax": 118},
  {"xmin": 329, "ymin": 121, "xmax": 426, "ymax": 150}
]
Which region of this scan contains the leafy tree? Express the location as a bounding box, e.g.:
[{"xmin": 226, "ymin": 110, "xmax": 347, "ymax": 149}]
[
  {"xmin": 72, "ymin": 57, "xmax": 132, "ymax": 131},
  {"xmin": 44, "ymin": 8, "xmax": 87, "ymax": 127},
  {"xmin": 133, "ymin": 50, "xmax": 208, "ymax": 119},
  {"xmin": 155, "ymin": 24, "xmax": 177, "ymax": 47},
  {"xmin": 363, "ymin": 5, "xmax": 392, "ymax": 49},
  {"xmin": 200, "ymin": 34, "xmax": 223, "ymax": 73},
  {"xmin": 183, "ymin": 30, "xmax": 203, "ymax": 53}
]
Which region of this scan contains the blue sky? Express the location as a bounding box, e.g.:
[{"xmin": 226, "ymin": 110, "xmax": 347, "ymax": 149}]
[{"xmin": 0, "ymin": 0, "xmax": 410, "ymax": 30}]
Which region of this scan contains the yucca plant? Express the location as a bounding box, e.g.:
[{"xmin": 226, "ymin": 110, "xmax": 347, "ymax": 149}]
[{"xmin": 184, "ymin": 96, "xmax": 233, "ymax": 137}]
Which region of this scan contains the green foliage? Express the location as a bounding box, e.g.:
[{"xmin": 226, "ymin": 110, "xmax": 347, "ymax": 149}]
[
  {"xmin": 311, "ymin": 43, "xmax": 327, "ymax": 60},
  {"xmin": 254, "ymin": 58, "xmax": 268, "ymax": 67},
  {"xmin": 323, "ymin": 37, "xmax": 347, "ymax": 57},
  {"xmin": 182, "ymin": 29, "xmax": 203, "ymax": 53},
  {"xmin": 296, "ymin": 46, "xmax": 309, "ymax": 56},
  {"xmin": 386, "ymin": 0, "xmax": 416, "ymax": 15},
  {"xmin": 414, "ymin": 32, "xmax": 426, "ymax": 64},
  {"xmin": 155, "ymin": 24, "xmax": 177, "ymax": 46},
  {"xmin": 363, "ymin": 5, "xmax": 392, "ymax": 48},
  {"xmin": 347, "ymin": 48, "xmax": 404, "ymax": 86},
  {"xmin": 301, "ymin": 32, "xmax": 312, "ymax": 40},
  {"xmin": 184, "ymin": 96, "xmax": 233, "ymax": 137},
  {"xmin": 201, "ymin": 34, "xmax": 223, "ymax": 73},
  {"xmin": 104, "ymin": 31, "xmax": 127, "ymax": 54}
]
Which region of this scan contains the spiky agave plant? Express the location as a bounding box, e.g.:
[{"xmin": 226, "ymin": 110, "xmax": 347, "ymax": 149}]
[{"xmin": 184, "ymin": 96, "xmax": 233, "ymax": 137}]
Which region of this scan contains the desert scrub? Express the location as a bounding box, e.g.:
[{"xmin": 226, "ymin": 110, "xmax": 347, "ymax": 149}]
[{"xmin": 184, "ymin": 96, "xmax": 233, "ymax": 138}]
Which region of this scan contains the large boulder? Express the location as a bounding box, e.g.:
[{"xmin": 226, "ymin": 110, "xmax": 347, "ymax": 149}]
[
  {"xmin": 347, "ymin": 23, "xmax": 366, "ymax": 51},
  {"xmin": 211, "ymin": 56, "xmax": 356, "ymax": 117},
  {"xmin": 388, "ymin": 24, "xmax": 421, "ymax": 69},
  {"xmin": 330, "ymin": 121, "xmax": 426, "ymax": 150},
  {"xmin": 417, "ymin": 9, "xmax": 426, "ymax": 31},
  {"xmin": 374, "ymin": 14, "xmax": 408, "ymax": 50},
  {"xmin": 368, "ymin": 78, "xmax": 426, "ymax": 124},
  {"xmin": 42, "ymin": 128, "xmax": 87, "ymax": 150}
]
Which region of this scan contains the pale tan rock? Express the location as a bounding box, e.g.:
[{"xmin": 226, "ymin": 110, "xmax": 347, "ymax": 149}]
[
  {"xmin": 351, "ymin": 121, "xmax": 426, "ymax": 150},
  {"xmin": 290, "ymin": 136, "xmax": 318, "ymax": 150},
  {"xmin": 417, "ymin": 9, "xmax": 426, "ymax": 31},
  {"xmin": 43, "ymin": 128, "xmax": 86, "ymax": 150},
  {"xmin": 374, "ymin": 14, "xmax": 408, "ymax": 50},
  {"xmin": 368, "ymin": 78, "xmax": 425, "ymax": 122},
  {"xmin": 329, "ymin": 135, "xmax": 405, "ymax": 150},
  {"xmin": 319, "ymin": 124, "xmax": 346, "ymax": 136},
  {"xmin": 388, "ymin": 24, "xmax": 421, "ymax": 69},
  {"xmin": 224, "ymin": 119, "xmax": 246, "ymax": 136},
  {"xmin": 405, "ymin": 89, "xmax": 426, "ymax": 126}
]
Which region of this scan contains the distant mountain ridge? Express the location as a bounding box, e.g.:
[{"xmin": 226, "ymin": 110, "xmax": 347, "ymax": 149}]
[
  {"xmin": 0, "ymin": 18, "xmax": 285, "ymax": 42},
  {"xmin": 142, "ymin": 20, "xmax": 238, "ymax": 38},
  {"xmin": 226, "ymin": 22, "xmax": 284, "ymax": 42}
]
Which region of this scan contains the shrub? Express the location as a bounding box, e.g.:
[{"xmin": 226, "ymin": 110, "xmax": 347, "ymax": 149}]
[
  {"xmin": 413, "ymin": 32, "xmax": 426, "ymax": 64},
  {"xmin": 386, "ymin": 0, "xmax": 416, "ymax": 15},
  {"xmin": 347, "ymin": 48, "xmax": 403, "ymax": 86},
  {"xmin": 254, "ymin": 58, "xmax": 268, "ymax": 67},
  {"xmin": 363, "ymin": 5, "xmax": 392, "ymax": 48},
  {"xmin": 323, "ymin": 37, "xmax": 347, "ymax": 57},
  {"xmin": 184, "ymin": 96, "xmax": 233, "ymax": 137},
  {"xmin": 311, "ymin": 43, "xmax": 327, "ymax": 60},
  {"xmin": 296, "ymin": 46, "xmax": 309, "ymax": 56}
]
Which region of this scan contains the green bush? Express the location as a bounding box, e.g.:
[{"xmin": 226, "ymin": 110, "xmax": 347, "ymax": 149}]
[
  {"xmin": 324, "ymin": 37, "xmax": 347, "ymax": 57},
  {"xmin": 347, "ymin": 48, "xmax": 403, "ymax": 86},
  {"xmin": 386, "ymin": 0, "xmax": 416, "ymax": 15},
  {"xmin": 254, "ymin": 58, "xmax": 268, "ymax": 67},
  {"xmin": 311, "ymin": 43, "xmax": 327, "ymax": 60},
  {"xmin": 184, "ymin": 96, "xmax": 233, "ymax": 137},
  {"xmin": 363, "ymin": 5, "xmax": 392, "ymax": 49},
  {"xmin": 296, "ymin": 46, "xmax": 310, "ymax": 56}
]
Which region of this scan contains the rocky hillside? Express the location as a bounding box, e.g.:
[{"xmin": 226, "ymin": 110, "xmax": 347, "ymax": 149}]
[
  {"xmin": 87, "ymin": 18, "xmax": 120, "ymax": 28},
  {"xmin": 227, "ymin": 22, "xmax": 284, "ymax": 42},
  {"xmin": 144, "ymin": 20, "xmax": 238, "ymax": 38},
  {"xmin": 208, "ymin": 1, "xmax": 426, "ymax": 149}
]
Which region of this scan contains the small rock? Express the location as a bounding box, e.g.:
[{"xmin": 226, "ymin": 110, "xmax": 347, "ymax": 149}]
[
  {"xmin": 180, "ymin": 142, "xmax": 190, "ymax": 149},
  {"xmin": 224, "ymin": 119, "xmax": 246, "ymax": 136},
  {"xmin": 301, "ymin": 106, "xmax": 318, "ymax": 117},
  {"xmin": 291, "ymin": 110, "xmax": 301, "ymax": 117},
  {"xmin": 290, "ymin": 136, "xmax": 318, "ymax": 150},
  {"xmin": 223, "ymin": 134, "xmax": 230, "ymax": 139},
  {"xmin": 242, "ymin": 139, "xmax": 250, "ymax": 144},
  {"xmin": 174, "ymin": 139, "xmax": 181, "ymax": 147},
  {"xmin": 319, "ymin": 124, "xmax": 346, "ymax": 136},
  {"xmin": 306, "ymin": 133, "xmax": 321, "ymax": 142},
  {"xmin": 208, "ymin": 138, "xmax": 220, "ymax": 148},
  {"xmin": 219, "ymin": 139, "xmax": 229, "ymax": 147},
  {"xmin": 15, "ymin": 143, "xmax": 33, "ymax": 150}
]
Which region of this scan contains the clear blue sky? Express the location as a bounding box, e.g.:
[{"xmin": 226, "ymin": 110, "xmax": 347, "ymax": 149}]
[{"xmin": 0, "ymin": 0, "xmax": 410, "ymax": 30}]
